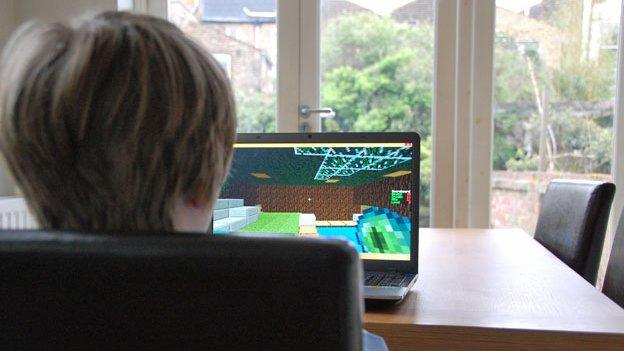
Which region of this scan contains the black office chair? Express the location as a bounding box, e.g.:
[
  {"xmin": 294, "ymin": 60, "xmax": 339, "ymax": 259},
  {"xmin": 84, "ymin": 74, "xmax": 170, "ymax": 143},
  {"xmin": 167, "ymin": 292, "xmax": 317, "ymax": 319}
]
[
  {"xmin": 0, "ymin": 231, "xmax": 363, "ymax": 350},
  {"xmin": 534, "ymin": 180, "xmax": 615, "ymax": 285},
  {"xmin": 604, "ymin": 207, "xmax": 624, "ymax": 308}
]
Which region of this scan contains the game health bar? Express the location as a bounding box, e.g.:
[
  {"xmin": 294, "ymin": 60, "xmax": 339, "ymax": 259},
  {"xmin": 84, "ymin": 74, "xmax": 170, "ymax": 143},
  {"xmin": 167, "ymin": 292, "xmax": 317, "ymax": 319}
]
[{"xmin": 391, "ymin": 190, "xmax": 411, "ymax": 205}]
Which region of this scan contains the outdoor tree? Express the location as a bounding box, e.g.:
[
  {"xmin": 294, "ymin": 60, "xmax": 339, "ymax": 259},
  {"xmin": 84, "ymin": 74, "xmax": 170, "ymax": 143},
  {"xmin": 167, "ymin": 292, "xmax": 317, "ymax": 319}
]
[
  {"xmin": 237, "ymin": 92, "xmax": 276, "ymax": 133},
  {"xmin": 320, "ymin": 13, "xmax": 433, "ymax": 210},
  {"xmin": 493, "ymin": 0, "xmax": 616, "ymax": 174}
]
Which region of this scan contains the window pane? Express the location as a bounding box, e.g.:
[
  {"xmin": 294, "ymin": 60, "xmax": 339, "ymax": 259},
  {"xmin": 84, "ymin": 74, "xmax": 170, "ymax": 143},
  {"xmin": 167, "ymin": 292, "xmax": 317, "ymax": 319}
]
[
  {"xmin": 320, "ymin": 0, "xmax": 434, "ymax": 227},
  {"xmin": 168, "ymin": 0, "xmax": 277, "ymax": 133},
  {"xmin": 492, "ymin": 0, "xmax": 619, "ymax": 234}
]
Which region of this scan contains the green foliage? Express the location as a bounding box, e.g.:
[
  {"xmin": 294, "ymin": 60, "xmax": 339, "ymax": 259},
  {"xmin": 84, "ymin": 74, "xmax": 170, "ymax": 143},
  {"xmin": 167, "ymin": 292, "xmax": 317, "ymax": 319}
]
[
  {"xmin": 320, "ymin": 13, "xmax": 433, "ymax": 206},
  {"xmin": 494, "ymin": 36, "xmax": 535, "ymax": 103},
  {"xmin": 549, "ymin": 112, "xmax": 612, "ymax": 173},
  {"xmin": 552, "ymin": 51, "xmax": 616, "ymax": 101},
  {"xmin": 322, "ymin": 13, "xmax": 428, "ymax": 72},
  {"xmin": 506, "ymin": 152, "xmax": 539, "ymax": 172},
  {"xmin": 322, "ymin": 49, "xmax": 432, "ymax": 136},
  {"xmin": 492, "ymin": 2, "xmax": 616, "ymax": 174},
  {"xmin": 493, "ymin": 113, "xmax": 526, "ymax": 170},
  {"xmin": 236, "ymin": 92, "xmax": 276, "ymax": 133},
  {"xmin": 321, "ymin": 13, "xmax": 433, "ymax": 138}
]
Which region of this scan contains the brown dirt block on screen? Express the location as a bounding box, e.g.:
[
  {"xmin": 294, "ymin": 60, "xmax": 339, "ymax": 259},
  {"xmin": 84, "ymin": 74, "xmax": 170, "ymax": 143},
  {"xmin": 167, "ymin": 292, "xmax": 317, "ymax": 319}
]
[{"xmin": 257, "ymin": 185, "xmax": 359, "ymax": 221}]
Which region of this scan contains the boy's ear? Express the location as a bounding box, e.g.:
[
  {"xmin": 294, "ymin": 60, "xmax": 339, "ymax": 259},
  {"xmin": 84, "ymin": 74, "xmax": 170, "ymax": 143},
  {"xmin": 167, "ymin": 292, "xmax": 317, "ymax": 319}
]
[{"xmin": 187, "ymin": 192, "xmax": 210, "ymax": 208}]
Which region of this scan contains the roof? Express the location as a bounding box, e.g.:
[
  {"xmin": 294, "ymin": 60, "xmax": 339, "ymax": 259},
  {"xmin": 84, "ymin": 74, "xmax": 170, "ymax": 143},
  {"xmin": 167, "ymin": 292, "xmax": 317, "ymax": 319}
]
[
  {"xmin": 391, "ymin": 0, "xmax": 433, "ymax": 25},
  {"xmin": 201, "ymin": 0, "xmax": 276, "ymax": 23}
]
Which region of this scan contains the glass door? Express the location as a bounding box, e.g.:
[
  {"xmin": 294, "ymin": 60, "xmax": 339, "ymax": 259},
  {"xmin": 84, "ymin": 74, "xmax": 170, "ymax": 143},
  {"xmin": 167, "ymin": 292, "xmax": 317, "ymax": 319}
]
[{"xmin": 316, "ymin": 0, "xmax": 435, "ymax": 226}]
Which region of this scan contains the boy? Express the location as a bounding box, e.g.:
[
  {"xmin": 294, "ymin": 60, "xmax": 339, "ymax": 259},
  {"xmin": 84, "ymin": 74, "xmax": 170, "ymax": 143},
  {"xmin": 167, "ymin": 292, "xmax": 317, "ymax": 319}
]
[{"xmin": 0, "ymin": 11, "xmax": 387, "ymax": 350}]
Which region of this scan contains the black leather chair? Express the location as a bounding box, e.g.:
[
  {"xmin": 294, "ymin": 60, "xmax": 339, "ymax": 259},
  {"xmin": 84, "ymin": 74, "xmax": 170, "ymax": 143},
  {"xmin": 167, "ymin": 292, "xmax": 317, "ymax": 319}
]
[
  {"xmin": 0, "ymin": 231, "xmax": 363, "ymax": 350},
  {"xmin": 604, "ymin": 207, "xmax": 624, "ymax": 308},
  {"xmin": 534, "ymin": 180, "xmax": 615, "ymax": 285}
]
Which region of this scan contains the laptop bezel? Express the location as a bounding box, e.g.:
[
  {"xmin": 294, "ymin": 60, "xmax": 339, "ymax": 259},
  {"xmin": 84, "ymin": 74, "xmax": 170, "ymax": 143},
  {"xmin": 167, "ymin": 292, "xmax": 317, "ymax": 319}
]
[{"xmin": 233, "ymin": 132, "xmax": 419, "ymax": 275}]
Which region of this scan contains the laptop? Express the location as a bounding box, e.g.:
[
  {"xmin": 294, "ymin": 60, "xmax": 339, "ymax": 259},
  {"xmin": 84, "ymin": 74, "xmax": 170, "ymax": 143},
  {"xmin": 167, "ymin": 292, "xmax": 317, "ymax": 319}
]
[{"xmin": 211, "ymin": 132, "xmax": 419, "ymax": 302}]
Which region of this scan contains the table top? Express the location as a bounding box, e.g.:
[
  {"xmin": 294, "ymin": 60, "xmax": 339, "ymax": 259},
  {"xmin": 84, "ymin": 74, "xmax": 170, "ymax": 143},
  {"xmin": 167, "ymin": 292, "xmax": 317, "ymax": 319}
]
[{"xmin": 364, "ymin": 228, "xmax": 624, "ymax": 334}]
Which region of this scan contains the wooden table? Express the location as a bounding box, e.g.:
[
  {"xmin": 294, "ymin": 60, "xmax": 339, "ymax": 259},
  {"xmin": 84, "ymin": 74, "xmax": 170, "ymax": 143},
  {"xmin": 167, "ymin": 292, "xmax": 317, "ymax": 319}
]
[{"xmin": 364, "ymin": 228, "xmax": 624, "ymax": 350}]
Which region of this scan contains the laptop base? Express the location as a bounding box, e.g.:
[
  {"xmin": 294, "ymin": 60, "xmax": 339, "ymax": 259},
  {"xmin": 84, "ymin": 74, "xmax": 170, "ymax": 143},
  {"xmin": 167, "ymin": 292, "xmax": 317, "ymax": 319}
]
[{"xmin": 364, "ymin": 273, "xmax": 417, "ymax": 302}]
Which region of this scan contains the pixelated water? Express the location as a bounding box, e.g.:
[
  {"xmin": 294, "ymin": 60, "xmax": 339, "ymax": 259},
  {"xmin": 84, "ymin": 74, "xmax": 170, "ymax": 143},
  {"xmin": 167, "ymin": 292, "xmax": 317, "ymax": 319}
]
[{"xmin": 316, "ymin": 226, "xmax": 362, "ymax": 253}]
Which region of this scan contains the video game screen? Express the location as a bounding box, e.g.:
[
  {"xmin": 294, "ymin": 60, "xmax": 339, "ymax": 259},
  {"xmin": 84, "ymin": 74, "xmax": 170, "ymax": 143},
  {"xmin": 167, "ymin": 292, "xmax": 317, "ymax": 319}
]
[{"xmin": 213, "ymin": 142, "xmax": 413, "ymax": 261}]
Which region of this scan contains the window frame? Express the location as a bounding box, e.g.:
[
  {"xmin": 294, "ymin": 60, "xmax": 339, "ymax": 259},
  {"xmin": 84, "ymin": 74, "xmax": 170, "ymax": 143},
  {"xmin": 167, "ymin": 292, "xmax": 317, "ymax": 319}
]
[
  {"xmin": 153, "ymin": 0, "xmax": 622, "ymax": 239},
  {"xmin": 601, "ymin": 0, "xmax": 624, "ymax": 287}
]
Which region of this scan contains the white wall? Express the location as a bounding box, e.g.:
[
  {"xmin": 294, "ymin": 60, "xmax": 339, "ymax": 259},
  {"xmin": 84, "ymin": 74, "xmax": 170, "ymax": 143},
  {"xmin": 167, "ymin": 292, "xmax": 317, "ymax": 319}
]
[
  {"xmin": 0, "ymin": 0, "xmax": 17, "ymax": 196},
  {"xmin": 0, "ymin": 0, "xmax": 16, "ymax": 48}
]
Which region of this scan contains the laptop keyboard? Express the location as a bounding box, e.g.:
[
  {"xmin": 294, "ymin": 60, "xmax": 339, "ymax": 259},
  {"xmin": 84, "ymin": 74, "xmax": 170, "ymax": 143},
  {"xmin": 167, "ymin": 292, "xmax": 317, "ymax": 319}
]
[{"xmin": 364, "ymin": 272, "xmax": 414, "ymax": 287}]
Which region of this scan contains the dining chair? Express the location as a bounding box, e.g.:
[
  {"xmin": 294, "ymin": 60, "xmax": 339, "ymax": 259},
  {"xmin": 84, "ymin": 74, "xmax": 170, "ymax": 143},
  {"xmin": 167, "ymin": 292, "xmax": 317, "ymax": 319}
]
[
  {"xmin": 603, "ymin": 207, "xmax": 624, "ymax": 308},
  {"xmin": 0, "ymin": 231, "xmax": 363, "ymax": 350},
  {"xmin": 534, "ymin": 179, "xmax": 615, "ymax": 285}
]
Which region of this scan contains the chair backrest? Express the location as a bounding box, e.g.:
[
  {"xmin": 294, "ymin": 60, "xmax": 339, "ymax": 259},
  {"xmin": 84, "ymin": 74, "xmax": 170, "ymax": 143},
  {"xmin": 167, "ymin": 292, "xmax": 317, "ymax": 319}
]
[
  {"xmin": 604, "ymin": 207, "xmax": 624, "ymax": 308},
  {"xmin": 534, "ymin": 180, "xmax": 615, "ymax": 285},
  {"xmin": 0, "ymin": 231, "xmax": 362, "ymax": 350}
]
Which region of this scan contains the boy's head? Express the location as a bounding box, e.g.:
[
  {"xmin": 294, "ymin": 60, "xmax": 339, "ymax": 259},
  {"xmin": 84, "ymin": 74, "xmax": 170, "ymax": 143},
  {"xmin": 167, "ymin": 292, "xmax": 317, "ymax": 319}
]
[{"xmin": 0, "ymin": 12, "xmax": 236, "ymax": 232}]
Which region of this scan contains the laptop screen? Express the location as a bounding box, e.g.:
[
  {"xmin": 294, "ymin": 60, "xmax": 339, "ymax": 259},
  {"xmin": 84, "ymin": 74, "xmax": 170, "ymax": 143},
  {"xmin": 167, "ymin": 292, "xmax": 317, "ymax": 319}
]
[{"xmin": 213, "ymin": 141, "xmax": 414, "ymax": 261}]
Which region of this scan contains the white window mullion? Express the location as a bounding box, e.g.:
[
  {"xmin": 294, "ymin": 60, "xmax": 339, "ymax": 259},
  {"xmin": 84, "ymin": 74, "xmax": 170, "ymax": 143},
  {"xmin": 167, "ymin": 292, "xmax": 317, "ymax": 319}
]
[
  {"xmin": 121, "ymin": 0, "xmax": 166, "ymax": 18},
  {"xmin": 298, "ymin": 0, "xmax": 321, "ymax": 132},
  {"xmin": 467, "ymin": 0, "xmax": 495, "ymax": 228},
  {"xmin": 431, "ymin": 0, "xmax": 458, "ymax": 228},
  {"xmin": 449, "ymin": 0, "xmax": 496, "ymax": 229},
  {"xmin": 613, "ymin": 0, "xmax": 624, "ymax": 254},
  {"xmin": 278, "ymin": 0, "xmax": 320, "ymax": 133},
  {"xmin": 598, "ymin": 0, "xmax": 624, "ymax": 289},
  {"xmin": 277, "ymin": 0, "xmax": 301, "ymax": 132},
  {"xmin": 453, "ymin": 0, "xmax": 473, "ymax": 228}
]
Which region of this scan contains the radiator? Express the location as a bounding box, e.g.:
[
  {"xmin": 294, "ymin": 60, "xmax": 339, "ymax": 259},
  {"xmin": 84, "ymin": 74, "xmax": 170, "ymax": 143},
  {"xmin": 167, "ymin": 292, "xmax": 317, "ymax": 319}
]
[{"xmin": 0, "ymin": 197, "xmax": 38, "ymax": 229}]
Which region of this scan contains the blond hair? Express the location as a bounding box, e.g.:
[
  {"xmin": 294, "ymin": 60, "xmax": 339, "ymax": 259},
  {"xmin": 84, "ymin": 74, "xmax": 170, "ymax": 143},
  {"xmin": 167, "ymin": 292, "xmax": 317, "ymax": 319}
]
[{"xmin": 0, "ymin": 11, "xmax": 236, "ymax": 231}]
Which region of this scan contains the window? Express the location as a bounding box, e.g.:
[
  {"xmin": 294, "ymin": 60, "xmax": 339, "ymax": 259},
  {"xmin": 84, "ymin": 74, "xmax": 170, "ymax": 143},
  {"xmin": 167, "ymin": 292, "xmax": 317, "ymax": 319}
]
[
  {"xmin": 157, "ymin": 0, "xmax": 622, "ymax": 238},
  {"xmin": 491, "ymin": 0, "xmax": 620, "ymax": 234},
  {"xmin": 213, "ymin": 53, "xmax": 232, "ymax": 78},
  {"xmin": 167, "ymin": 0, "xmax": 277, "ymax": 133},
  {"xmin": 319, "ymin": 0, "xmax": 434, "ymax": 227}
]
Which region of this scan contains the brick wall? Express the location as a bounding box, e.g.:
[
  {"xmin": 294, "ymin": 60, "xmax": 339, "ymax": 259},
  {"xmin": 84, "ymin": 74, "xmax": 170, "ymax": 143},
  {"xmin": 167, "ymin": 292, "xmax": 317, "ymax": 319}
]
[
  {"xmin": 183, "ymin": 22, "xmax": 275, "ymax": 95},
  {"xmin": 491, "ymin": 170, "xmax": 612, "ymax": 234}
]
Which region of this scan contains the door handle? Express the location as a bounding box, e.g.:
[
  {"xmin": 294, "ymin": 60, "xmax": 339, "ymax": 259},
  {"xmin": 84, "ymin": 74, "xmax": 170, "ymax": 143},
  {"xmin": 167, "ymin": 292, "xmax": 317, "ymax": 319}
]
[{"xmin": 299, "ymin": 105, "xmax": 336, "ymax": 119}]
